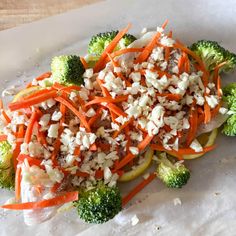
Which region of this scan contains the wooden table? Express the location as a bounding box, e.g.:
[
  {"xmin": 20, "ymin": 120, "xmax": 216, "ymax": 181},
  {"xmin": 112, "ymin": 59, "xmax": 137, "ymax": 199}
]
[{"xmin": 0, "ymin": 0, "xmax": 101, "ymax": 31}]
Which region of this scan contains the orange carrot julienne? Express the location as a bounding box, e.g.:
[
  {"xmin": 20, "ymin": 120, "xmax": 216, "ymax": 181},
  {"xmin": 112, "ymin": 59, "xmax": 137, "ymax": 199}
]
[
  {"xmin": 96, "ymin": 77, "xmax": 111, "ymax": 97},
  {"xmin": 24, "ymin": 112, "xmax": 38, "ymax": 144},
  {"xmin": 134, "ymin": 20, "xmax": 168, "ymax": 64},
  {"xmin": 122, "ymin": 173, "xmax": 156, "ymax": 206},
  {"xmin": 107, "ymin": 53, "xmax": 131, "ymax": 86},
  {"xmin": 15, "ymin": 167, "xmax": 22, "ymax": 202},
  {"xmin": 80, "ymin": 57, "xmax": 88, "ymax": 69},
  {"xmin": 55, "ymin": 96, "xmax": 91, "ymax": 132},
  {"xmin": 113, "ymin": 117, "xmax": 134, "ymax": 138},
  {"xmin": 110, "ymin": 48, "xmax": 143, "ymax": 59},
  {"xmin": 186, "ymin": 103, "xmax": 198, "ymax": 146},
  {"xmin": 94, "ymin": 23, "xmax": 132, "ymax": 72},
  {"xmin": 0, "ymin": 135, "xmax": 7, "ymax": 142},
  {"xmin": 138, "ymin": 134, "xmax": 153, "ymax": 151},
  {"xmin": 105, "ymin": 103, "xmax": 127, "ymax": 117},
  {"xmin": 26, "ymin": 72, "xmax": 52, "ymax": 88},
  {"xmin": 204, "ymin": 101, "xmax": 211, "ymax": 124},
  {"xmin": 85, "ymin": 95, "xmax": 129, "ymax": 107},
  {"xmin": 1, "ymin": 191, "xmax": 79, "ymax": 210},
  {"xmin": 88, "ymin": 107, "xmax": 103, "ymax": 126},
  {"xmin": 156, "ymin": 93, "xmax": 182, "ymax": 101},
  {"xmin": 9, "ymin": 90, "xmax": 57, "ymax": 111}
]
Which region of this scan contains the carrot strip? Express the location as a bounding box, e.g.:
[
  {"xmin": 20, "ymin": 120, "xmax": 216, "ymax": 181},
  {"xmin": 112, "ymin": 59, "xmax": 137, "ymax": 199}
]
[
  {"xmin": 122, "ymin": 173, "xmax": 156, "ymax": 206},
  {"xmin": 110, "ymin": 48, "xmax": 143, "ymax": 58},
  {"xmin": 1, "ymin": 191, "xmax": 78, "ymax": 210},
  {"xmin": 9, "ymin": 90, "xmax": 57, "ymax": 111},
  {"xmin": 55, "ymin": 96, "xmax": 90, "ymax": 132},
  {"xmin": 26, "ymin": 72, "xmax": 52, "ymax": 88},
  {"xmin": 106, "ymin": 103, "xmax": 127, "ymax": 117},
  {"xmin": 186, "ymin": 103, "xmax": 198, "ymax": 146},
  {"xmin": 80, "ymin": 57, "xmax": 88, "ymax": 69},
  {"xmin": 115, "ymin": 134, "xmax": 153, "ymax": 170},
  {"xmin": 174, "ymin": 40, "xmax": 208, "ymax": 86},
  {"xmin": 107, "ymin": 53, "xmax": 131, "ymax": 86},
  {"xmin": 138, "ymin": 134, "xmax": 153, "ymax": 151},
  {"xmin": 0, "ymin": 135, "xmax": 7, "ymax": 142},
  {"xmin": 13, "ymin": 124, "xmax": 25, "ymax": 169},
  {"xmin": 204, "ymin": 102, "xmax": 211, "ymax": 124},
  {"xmin": 24, "ymin": 112, "xmax": 38, "ymax": 144},
  {"xmin": 1, "ymin": 110, "xmax": 11, "ymax": 124},
  {"xmin": 94, "ymin": 24, "xmax": 131, "ymax": 72},
  {"xmin": 85, "ymin": 95, "xmax": 128, "ymax": 107},
  {"xmin": 113, "ymin": 117, "xmax": 134, "ymax": 138},
  {"xmin": 156, "ymin": 93, "xmax": 182, "ymax": 101},
  {"xmin": 134, "ymin": 20, "xmax": 168, "ymax": 64},
  {"xmin": 96, "ymin": 77, "xmax": 111, "ymax": 97},
  {"xmin": 88, "ymin": 107, "xmax": 103, "ymax": 126},
  {"xmin": 15, "ymin": 167, "xmax": 22, "ymax": 202}
]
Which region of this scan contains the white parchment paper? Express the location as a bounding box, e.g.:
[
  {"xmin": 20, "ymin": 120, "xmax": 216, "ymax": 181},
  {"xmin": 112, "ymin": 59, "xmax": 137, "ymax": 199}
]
[{"xmin": 0, "ymin": 0, "xmax": 236, "ymax": 235}]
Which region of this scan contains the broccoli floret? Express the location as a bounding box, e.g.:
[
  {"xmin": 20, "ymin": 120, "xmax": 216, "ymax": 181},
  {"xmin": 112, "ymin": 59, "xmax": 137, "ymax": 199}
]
[
  {"xmin": 74, "ymin": 183, "xmax": 122, "ymax": 224},
  {"xmin": 0, "ymin": 141, "xmax": 14, "ymax": 190},
  {"xmin": 222, "ymin": 83, "xmax": 236, "ymax": 136},
  {"xmin": 51, "ymin": 55, "xmax": 85, "ymax": 85},
  {"xmin": 190, "ymin": 40, "xmax": 236, "ymax": 73},
  {"xmin": 88, "ymin": 31, "xmax": 136, "ymax": 56},
  {"xmin": 157, "ymin": 153, "xmax": 190, "ymax": 188},
  {"xmin": 222, "ymin": 114, "xmax": 236, "ymax": 136}
]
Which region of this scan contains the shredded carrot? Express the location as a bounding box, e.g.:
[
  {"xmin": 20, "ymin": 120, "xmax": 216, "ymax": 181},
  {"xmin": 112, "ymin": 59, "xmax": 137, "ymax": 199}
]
[
  {"xmin": 85, "ymin": 95, "xmax": 128, "ymax": 107},
  {"xmin": 1, "ymin": 191, "xmax": 79, "ymax": 210},
  {"xmin": 0, "ymin": 135, "xmax": 7, "ymax": 142},
  {"xmin": 134, "ymin": 20, "xmax": 168, "ymax": 64},
  {"xmin": 186, "ymin": 102, "xmax": 198, "ymax": 146},
  {"xmin": 9, "ymin": 90, "xmax": 57, "ymax": 111},
  {"xmin": 105, "ymin": 103, "xmax": 127, "ymax": 117},
  {"xmin": 26, "ymin": 72, "xmax": 52, "ymax": 88},
  {"xmin": 96, "ymin": 77, "xmax": 111, "ymax": 97},
  {"xmin": 24, "ymin": 112, "xmax": 38, "ymax": 144},
  {"xmin": 74, "ymin": 147, "xmax": 81, "ymax": 156},
  {"xmin": 55, "ymin": 96, "xmax": 91, "ymax": 132},
  {"xmin": 94, "ymin": 24, "xmax": 132, "ymax": 72},
  {"xmin": 122, "ymin": 173, "xmax": 156, "ymax": 206},
  {"xmin": 138, "ymin": 134, "xmax": 153, "ymax": 151},
  {"xmin": 110, "ymin": 48, "xmax": 143, "ymax": 58},
  {"xmin": 107, "ymin": 53, "xmax": 131, "ymax": 86},
  {"xmin": 113, "ymin": 117, "xmax": 134, "ymax": 138},
  {"xmin": 15, "ymin": 167, "xmax": 22, "ymax": 202},
  {"xmin": 13, "ymin": 124, "xmax": 25, "ymax": 169},
  {"xmin": 80, "ymin": 57, "xmax": 88, "ymax": 69},
  {"xmin": 204, "ymin": 101, "xmax": 211, "ymax": 124},
  {"xmin": 88, "ymin": 107, "xmax": 103, "ymax": 126},
  {"xmin": 156, "ymin": 93, "xmax": 182, "ymax": 101}
]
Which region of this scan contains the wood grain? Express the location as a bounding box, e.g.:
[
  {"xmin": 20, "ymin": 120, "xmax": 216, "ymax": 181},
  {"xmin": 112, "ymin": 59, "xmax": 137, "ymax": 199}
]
[{"xmin": 0, "ymin": 0, "xmax": 102, "ymax": 31}]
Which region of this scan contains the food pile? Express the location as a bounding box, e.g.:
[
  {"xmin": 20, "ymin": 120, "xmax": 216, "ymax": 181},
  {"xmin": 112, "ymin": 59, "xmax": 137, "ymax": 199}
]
[{"xmin": 0, "ymin": 21, "xmax": 236, "ymax": 225}]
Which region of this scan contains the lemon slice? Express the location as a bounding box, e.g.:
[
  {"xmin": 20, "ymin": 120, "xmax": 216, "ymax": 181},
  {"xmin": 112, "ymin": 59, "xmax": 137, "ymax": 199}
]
[
  {"xmin": 181, "ymin": 128, "xmax": 218, "ymax": 160},
  {"xmin": 118, "ymin": 148, "xmax": 153, "ymax": 182},
  {"xmin": 12, "ymin": 86, "xmax": 41, "ymax": 102}
]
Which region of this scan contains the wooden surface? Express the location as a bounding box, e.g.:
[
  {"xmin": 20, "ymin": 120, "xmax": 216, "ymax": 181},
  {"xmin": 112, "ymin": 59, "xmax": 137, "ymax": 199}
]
[{"xmin": 0, "ymin": 0, "xmax": 102, "ymax": 31}]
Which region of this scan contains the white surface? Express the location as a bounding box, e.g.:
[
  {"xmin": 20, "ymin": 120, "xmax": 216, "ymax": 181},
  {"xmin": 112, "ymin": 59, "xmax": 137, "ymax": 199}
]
[{"xmin": 1, "ymin": 0, "xmax": 236, "ymax": 235}]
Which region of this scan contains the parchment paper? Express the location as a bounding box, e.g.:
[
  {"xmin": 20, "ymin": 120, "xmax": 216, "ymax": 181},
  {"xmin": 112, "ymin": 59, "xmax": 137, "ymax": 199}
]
[{"xmin": 0, "ymin": 0, "xmax": 236, "ymax": 235}]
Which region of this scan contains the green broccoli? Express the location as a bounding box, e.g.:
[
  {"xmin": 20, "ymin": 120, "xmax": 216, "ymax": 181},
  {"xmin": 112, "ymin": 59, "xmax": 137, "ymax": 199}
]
[
  {"xmin": 157, "ymin": 153, "xmax": 190, "ymax": 188},
  {"xmin": 222, "ymin": 114, "xmax": 236, "ymax": 136},
  {"xmin": 88, "ymin": 31, "xmax": 136, "ymax": 56},
  {"xmin": 74, "ymin": 183, "xmax": 122, "ymax": 224},
  {"xmin": 190, "ymin": 40, "xmax": 236, "ymax": 73},
  {"xmin": 0, "ymin": 141, "xmax": 14, "ymax": 190},
  {"xmin": 51, "ymin": 55, "xmax": 85, "ymax": 85},
  {"xmin": 222, "ymin": 83, "xmax": 236, "ymax": 136}
]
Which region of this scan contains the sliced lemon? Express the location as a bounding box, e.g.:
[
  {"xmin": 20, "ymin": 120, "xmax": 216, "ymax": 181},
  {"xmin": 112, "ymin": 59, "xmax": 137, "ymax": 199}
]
[
  {"xmin": 12, "ymin": 86, "xmax": 41, "ymax": 102},
  {"xmin": 118, "ymin": 148, "xmax": 153, "ymax": 182},
  {"xmin": 181, "ymin": 128, "xmax": 218, "ymax": 160}
]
